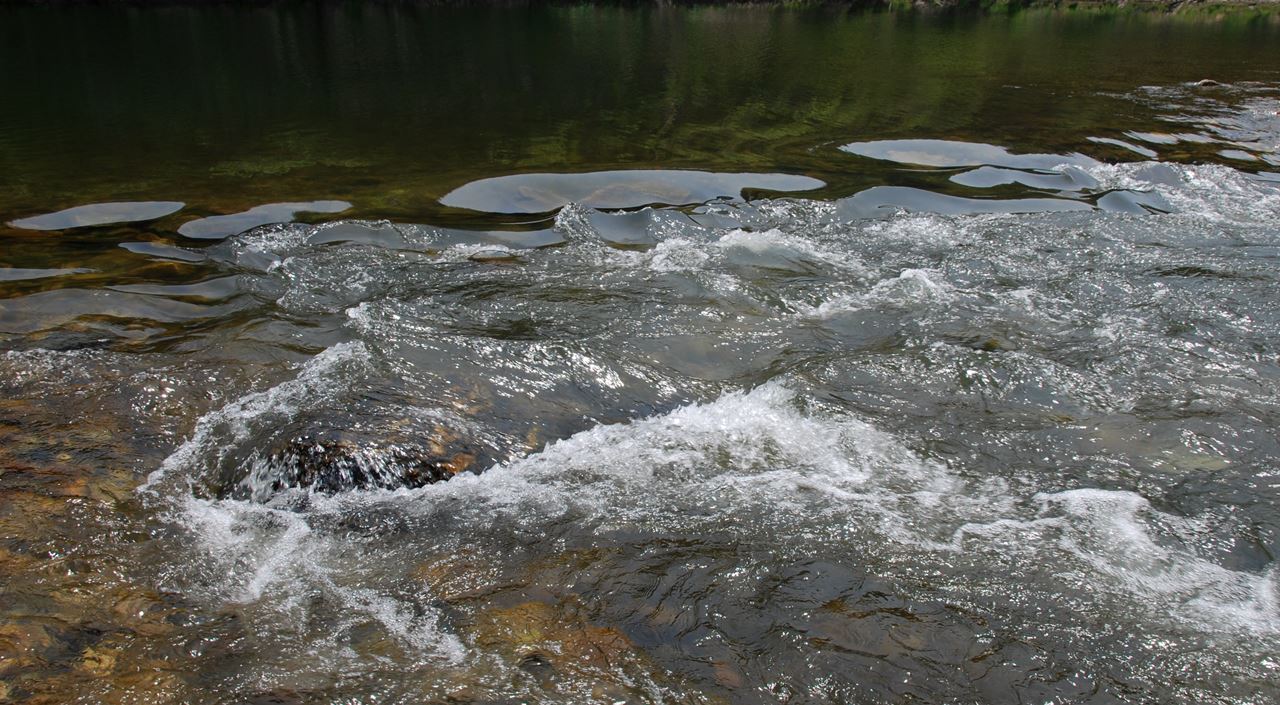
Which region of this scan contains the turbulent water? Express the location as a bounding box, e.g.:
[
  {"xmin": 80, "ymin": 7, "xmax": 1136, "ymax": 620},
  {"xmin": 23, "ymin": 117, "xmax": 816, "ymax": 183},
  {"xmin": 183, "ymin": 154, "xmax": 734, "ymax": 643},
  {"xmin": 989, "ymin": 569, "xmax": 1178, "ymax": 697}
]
[{"xmin": 3, "ymin": 6, "xmax": 1280, "ymax": 705}]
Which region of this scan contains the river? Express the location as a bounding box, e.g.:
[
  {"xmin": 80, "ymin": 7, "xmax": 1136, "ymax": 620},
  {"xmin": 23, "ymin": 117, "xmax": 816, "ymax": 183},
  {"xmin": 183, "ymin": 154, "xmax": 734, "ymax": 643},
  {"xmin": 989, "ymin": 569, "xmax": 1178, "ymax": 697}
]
[{"xmin": 1, "ymin": 5, "xmax": 1278, "ymax": 704}]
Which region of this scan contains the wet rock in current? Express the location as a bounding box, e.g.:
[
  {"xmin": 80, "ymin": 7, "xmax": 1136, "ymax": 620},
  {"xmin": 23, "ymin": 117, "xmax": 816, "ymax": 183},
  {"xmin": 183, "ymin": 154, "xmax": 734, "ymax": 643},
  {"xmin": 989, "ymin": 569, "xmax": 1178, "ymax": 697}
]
[{"xmin": 244, "ymin": 432, "xmax": 477, "ymax": 500}]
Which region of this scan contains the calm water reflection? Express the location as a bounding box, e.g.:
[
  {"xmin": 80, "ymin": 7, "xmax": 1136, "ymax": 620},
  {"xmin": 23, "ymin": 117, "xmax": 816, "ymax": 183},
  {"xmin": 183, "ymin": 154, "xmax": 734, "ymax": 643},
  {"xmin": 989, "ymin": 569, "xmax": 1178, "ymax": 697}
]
[
  {"xmin": 1, "ymin": 4, "xmax": 1278, "ymax": 226},
  {"xmin": 176, "ymin": 200, "xmax": 351, "ymax": 238},
  {"xmin": 441, "ymin": 170, "xmax": 825, "ymax": 213},
  {"xmin": 7, "ymin": 200, "xmax": 184, "ymax": 230}
]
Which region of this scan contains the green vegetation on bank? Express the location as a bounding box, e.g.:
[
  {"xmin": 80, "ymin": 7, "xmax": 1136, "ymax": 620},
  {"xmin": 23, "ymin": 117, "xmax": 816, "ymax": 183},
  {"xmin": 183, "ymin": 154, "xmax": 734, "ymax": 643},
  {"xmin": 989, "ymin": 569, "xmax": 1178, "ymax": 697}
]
[{"xmin": 3, "ymin": 0, "xmax": 1280, "ymax": 14}]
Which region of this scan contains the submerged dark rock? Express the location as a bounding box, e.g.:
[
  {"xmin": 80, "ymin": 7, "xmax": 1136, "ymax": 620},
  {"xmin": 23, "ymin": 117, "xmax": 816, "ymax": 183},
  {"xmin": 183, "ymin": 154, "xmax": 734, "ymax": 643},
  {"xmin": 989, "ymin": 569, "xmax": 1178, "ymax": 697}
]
[{"xmin": 246, "ymin": 433, "xmax": 477, "ymax": 499}]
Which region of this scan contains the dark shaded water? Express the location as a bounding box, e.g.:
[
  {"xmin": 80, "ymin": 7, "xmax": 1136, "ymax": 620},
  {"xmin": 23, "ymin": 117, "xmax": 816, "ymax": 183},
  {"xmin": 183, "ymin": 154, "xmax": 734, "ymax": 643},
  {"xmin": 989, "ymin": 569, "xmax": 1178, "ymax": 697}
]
[{"xmin": 2, "ymin": 5, "xmax": 1280, "ymax": 705}]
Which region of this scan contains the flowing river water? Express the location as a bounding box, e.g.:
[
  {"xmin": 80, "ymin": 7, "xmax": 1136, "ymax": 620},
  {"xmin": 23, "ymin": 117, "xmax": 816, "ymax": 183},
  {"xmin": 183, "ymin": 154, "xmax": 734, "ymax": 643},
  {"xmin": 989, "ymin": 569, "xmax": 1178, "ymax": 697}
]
[{"xmin": 2, "ymin": 5, "xmax": 1280, "ymax": 704}]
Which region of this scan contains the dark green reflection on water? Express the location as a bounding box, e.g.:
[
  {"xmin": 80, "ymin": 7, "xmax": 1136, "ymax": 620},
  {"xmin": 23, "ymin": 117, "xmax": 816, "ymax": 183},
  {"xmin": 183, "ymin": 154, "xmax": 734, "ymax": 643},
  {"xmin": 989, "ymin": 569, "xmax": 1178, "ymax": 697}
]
[{"xmin": 0, "ymin": 5, "xmax": 1278, "ymax": 228}]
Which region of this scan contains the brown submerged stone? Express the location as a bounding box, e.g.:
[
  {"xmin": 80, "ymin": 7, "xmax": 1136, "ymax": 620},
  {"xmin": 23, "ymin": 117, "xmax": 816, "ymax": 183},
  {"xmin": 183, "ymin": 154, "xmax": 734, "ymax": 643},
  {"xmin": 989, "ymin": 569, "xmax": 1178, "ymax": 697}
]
[
  {"xmin": 0, "ymin": 396, "xmax": 216, "ymax": 704},
  {"xmin": 470, "ymin": 599, "xmax": 637, "ymax": 689},
  {"xmin": 407, "ymin": 540, "xmax": 741, "ymax": 703}
]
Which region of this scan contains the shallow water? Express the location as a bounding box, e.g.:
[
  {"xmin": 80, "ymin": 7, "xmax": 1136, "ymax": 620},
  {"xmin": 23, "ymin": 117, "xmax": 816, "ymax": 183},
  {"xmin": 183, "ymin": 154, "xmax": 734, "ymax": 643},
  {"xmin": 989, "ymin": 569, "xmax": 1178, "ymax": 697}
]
[{"xmin": 2, "ymin": 5, "xmax": 1280, "ymax": 705}]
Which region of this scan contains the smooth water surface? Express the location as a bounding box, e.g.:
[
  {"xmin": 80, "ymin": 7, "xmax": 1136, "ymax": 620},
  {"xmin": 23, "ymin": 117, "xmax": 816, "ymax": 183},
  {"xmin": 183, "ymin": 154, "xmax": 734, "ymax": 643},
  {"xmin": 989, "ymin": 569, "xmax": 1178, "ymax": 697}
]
[{"xmin": 2, "ymin": 5, "xmax": 1280, "ymax": 705}]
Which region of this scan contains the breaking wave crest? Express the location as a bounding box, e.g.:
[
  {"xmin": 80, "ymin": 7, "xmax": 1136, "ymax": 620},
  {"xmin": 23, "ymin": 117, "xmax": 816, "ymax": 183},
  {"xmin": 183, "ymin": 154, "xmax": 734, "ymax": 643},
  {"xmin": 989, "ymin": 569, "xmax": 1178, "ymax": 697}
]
[{"xmin": 156, "ymin": 371, "xmax": 1278, "ymax": 665}]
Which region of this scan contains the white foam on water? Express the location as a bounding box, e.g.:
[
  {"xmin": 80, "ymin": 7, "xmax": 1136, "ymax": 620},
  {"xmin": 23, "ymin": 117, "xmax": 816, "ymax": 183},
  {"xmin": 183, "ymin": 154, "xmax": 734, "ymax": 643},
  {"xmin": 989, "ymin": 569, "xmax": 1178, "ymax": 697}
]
[
  {"xmin": 953, "ymin": 488, "xmax": 1280, "ymax": 636},
  {"xmin": 577, "ymin": 225, "xmax": 865, "ymax": 281},
  {"xmin": 858, "ymin": 213, "xmax": 972, "ymax": 246},
  {"xmin": 1036, "ymin": 489, "xmax": 1279, "ymax": 634},
  {"xmin": 797, "ymin": 268, "xmax": 952, "ymax": 318},
  {"xmin": 178, "ymin": 493, "xmax": 467, "ymax": 663},
  {"xmin": 714, "ymin": 228, "xmax": 869, "ymax": 275},
  {"xmin": 396, "ymin": 383, "xmax": 1272, "ymax": 637},
  {"xmin": 210, "ymin": 223, "xmax": 317, "ymax": 272},
  {"xmin": 179, "ymin": 495, "xmax": 313, "ymax": 603},
  {"xmin": 646, "ymin": 236, "xmax": 712, "ymax": 273},
  {"xmin": 179, "ymin": 382, "xmax": 988, "ymax": 557},
  {"xmin": 888, "ymin": 267, "xmax": 950, "ymax": 296},
  {"xmin": 139, "ymin": 341, "xmax": 372, "ymax": 493},
  {"xmin": 284, "ymin": 383, "xmax": 1009, "ymax": 555},
  {"xmin": 1083, "ymin": 161, "xmax": 1280, "ymax": 225},
  {"xmin": 343, "ymin": 300, "xmax": 381, "ymax": 333},
  {"xmin": 335, "ymin": 585, "xmax": 464, "ymax": 656},
  {"xmin": 142, "ymin": 340, "xmax": 477, "ymax": 664},
  {"xmin": 155, "ymin": 373, "xmax": 1280, "ymax": 683}
]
